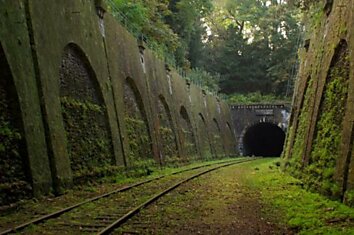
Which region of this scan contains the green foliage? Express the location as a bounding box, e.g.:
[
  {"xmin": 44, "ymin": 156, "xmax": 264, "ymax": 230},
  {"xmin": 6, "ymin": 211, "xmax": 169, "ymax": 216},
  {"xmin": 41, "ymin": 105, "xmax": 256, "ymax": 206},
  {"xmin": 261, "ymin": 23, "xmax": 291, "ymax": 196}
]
[
  {"xmin": 304, "ymin": 50, "xmax": 349, "ymax": 197},
  {"xmin": 181, "ymin": 128, "xmax": 198, "ymax": 160},
  {"xmin": 227, "ymin": 92, "xmax": 290, "ymax": 104},
  {"xmin": 0, "ymin": 86, "xmax": 31, "ymax": 205},
  {"xmin": 212, "ymin": 134, "xmax": 224, "ymax": 158},
  {"xmin": 61, "ymin": 97, "xmax": 114, "ymax": 181},
  {"xmin": 124, "ymin": 116, "xmax": 154, "ymax": 167},
  {"xmin": 201, "ymin": 0, "xmax": 301, "ymax": 96},
  {"xmin": 159, "ymin": 126, "xmax": 179, "ymax": 164},
  {"xmin": 285, "ymin": 77, "xmax": 313, "ymax": 177},
  {"xmin": 187, "ymin": 68, "xmax": 220, "ymax": 93},
  {"xmin": 344, "ymin": 190, "xmax": 354, "ymax": 207},
  {"xmin": 248, "ymin": 159, "xmax": 354, "ymax": 234}
]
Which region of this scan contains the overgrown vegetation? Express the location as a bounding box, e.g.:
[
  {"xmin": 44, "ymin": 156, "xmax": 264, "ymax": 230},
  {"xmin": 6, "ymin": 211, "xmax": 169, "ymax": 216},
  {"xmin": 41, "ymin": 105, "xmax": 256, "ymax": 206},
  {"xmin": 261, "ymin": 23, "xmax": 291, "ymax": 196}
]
[
  {"xmin": 108, "ymin": 0, "xmax": 301, "ymax": 97},
  {"xmin": 124, "ymin": 116, "xmax": 154, "ymax": 169},
  {"xmin": 61, "ymin": 97, "xmax": 114, "ymax": 183},
  {"xmin": 123, "ymin": 81, "xmax": 155, "ymax": 169},
  {"xmin": 305, "ymin": 42, "xmax": 349, "ymax": 198},
  {"xmin": 0, "ymin": 73, "xmax": 31, "ymax": 206},
  {"xmin": 157, "ymin": 98, "xmax": 180, "ymax": 165},
  {"xmin": 227, "ymin": 92, "xmax": 291, "ymax": 104},
  {"xmin": 180, "ymin": 108, "xmax": 198, "ymax": 160},
  {"xmin": 285, "ymin": 77, "xmax": 313, "ymax": 177},
  {"xmin": 251, "ymin": 159, "xmax": 354, "ymax": 235}
]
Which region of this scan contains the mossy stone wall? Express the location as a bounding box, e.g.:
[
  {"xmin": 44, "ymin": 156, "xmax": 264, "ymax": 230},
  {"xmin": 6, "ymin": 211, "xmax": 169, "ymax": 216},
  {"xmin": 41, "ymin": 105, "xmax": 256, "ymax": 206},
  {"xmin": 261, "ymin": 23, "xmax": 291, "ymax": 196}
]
[
  {"xmin": 0, "ymin": 0, "xmax": 237, "ymax": 204},
  {"xmin": 0, "ymin": 45, "xmax": 31, "ymax": 205},
  {"xmin": 284, "ymin": 0, "xmax": 354, "ymax": 206}
]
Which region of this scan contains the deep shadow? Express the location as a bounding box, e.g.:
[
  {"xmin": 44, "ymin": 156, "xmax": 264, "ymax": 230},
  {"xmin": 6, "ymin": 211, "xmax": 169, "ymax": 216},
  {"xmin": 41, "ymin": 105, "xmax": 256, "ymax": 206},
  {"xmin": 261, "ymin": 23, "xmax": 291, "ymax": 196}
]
[{"xmin": 243, "ymin": 122, "xmax": 285, "ymax": 157}]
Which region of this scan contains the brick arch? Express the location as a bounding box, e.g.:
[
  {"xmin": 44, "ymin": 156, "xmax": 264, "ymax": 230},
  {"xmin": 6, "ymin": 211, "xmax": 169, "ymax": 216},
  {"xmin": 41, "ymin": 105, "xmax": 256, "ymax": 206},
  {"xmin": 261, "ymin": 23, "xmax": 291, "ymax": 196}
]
[
  {"xmin": 157, "ymin": 95, "xmax": 179, "ymax": 164},
  {"xmin": 123, "ymin": 77, "xmax": 153, "ymax": 165},
  {"xmin": 0, "ymin": 43, "xmax": 31, "ymax": 204},
  {"xmin": 59, "ymin": 43, "xmax": 114, "ymax": 181},
  {"xmin": 198, "ymin": 113, "xmax": 213, "ymax": 159},
  {"xmin": 179, "ymin": 106, "xmax": 197, "ymax": 159}
]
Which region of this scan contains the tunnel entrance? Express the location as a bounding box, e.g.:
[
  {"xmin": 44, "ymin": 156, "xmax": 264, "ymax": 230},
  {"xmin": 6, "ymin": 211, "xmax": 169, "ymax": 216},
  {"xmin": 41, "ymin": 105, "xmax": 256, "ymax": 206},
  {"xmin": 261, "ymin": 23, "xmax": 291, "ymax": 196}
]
[{"xmin": 243, "ymin": 122, "xmax": 285, "ymax": 157}]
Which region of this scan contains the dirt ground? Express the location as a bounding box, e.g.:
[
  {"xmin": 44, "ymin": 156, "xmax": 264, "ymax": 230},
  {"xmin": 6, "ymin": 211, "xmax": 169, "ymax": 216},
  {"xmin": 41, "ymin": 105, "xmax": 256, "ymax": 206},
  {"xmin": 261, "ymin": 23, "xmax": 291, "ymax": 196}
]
[{"xmin": 119, "ymin": 161, "xmax": 291, "ymax": 234}]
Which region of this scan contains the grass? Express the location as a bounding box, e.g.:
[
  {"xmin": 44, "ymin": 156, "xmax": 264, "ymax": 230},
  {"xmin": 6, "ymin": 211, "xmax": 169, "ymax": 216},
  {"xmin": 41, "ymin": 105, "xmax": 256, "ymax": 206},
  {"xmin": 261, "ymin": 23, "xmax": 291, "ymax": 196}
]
[
  {"xmin": 0, "ymin": 157, "xmax": 244, "ymax": 231},
  {"xmin": 246, "ymin": 158, "xmax": 354, "ymax": 235}
]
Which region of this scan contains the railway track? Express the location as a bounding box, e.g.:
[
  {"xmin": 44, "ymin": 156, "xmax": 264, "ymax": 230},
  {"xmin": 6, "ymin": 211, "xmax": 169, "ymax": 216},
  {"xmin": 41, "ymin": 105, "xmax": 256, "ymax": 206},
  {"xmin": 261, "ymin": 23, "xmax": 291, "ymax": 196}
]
[{"xmin": 1, "ymin": 158, "xmax": 255, "ymax": 234}]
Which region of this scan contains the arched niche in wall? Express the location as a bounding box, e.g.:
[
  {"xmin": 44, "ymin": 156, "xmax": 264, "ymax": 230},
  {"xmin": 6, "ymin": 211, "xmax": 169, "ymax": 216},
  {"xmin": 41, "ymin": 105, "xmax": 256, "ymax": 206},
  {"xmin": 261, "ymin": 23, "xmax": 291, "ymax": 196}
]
[
  {"xmin": 179, "ymin": 106, "xmax": 197, "ymax": 159},
  {"xmin": 226, "ymin": 122, "xmax": 235, "ymax": 155},
  {"xmin": 308, "ymin": 40, "xmax": 349, "ymax": 193},
  {"xmin": 290, "ymin": 75, "xmax": 314, "ymax": 163},
  {"xmin": 198, "ymin": 113, "xmax": 213, "ymax": 160},
  {"xmin": 123, "ymin": 77, "xmax": 153, "ymax": 166},
  {"xmin": 284, "ymin": 75, "xmax": 312, "ymax": 160},
  {"xmin": 0, "ymin": 43, "xmax": 31, "ymax": 205},
  {"xmin": 59, "ymin": 43, "xmax": 114, "ymax": 181},
  {"xmin": 212, "ymin": 118, "xmax": 224, "ymax": 158},
  {"xmin": 157, "ymin": 95, "xmax": 179, "ymax": 164}
]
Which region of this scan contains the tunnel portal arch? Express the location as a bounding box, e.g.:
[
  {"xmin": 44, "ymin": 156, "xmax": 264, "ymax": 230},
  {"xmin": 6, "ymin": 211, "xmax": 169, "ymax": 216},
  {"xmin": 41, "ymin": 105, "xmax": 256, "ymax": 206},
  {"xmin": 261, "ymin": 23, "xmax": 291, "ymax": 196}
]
[{"xmin": 242, "ymin": 122, "xmax": 286, "ymax": 157}]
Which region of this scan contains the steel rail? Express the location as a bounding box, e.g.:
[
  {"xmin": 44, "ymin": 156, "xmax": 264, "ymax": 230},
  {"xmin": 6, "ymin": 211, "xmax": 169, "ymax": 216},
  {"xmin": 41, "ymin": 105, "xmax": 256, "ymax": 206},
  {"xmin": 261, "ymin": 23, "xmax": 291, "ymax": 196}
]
[
  {"xmin": 97, "ymin": 158, "xmax": 255, "ymax": 235},
  {"xmin": 0, "ymin": 158, "xmax": 246, "ymax": 235}
]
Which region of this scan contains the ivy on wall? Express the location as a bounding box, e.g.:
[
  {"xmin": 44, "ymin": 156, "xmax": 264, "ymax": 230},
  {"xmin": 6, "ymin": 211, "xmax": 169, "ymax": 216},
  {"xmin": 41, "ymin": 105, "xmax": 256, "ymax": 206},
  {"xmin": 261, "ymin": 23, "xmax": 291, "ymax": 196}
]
[
  {"xmin": 124, "ymin": 80, "xmax": 154, "ymax": 168},
  {"xmin": 157, "ymin": 97, "xmax": 179, "ymax": 165},
  {"xmin": 180, "ymin": 107, "xmax": 198, "ymax": 160},
  {"xmin": 0, "ymin": 50, "xmax": 31, "ymax": 205},
  {"xmin": 60, "ymin": 44, "xmax": 114, "ymax": 183},
  {"xmin": 61, "ymin": 97, "xmax": 114, "ymax": 182}
]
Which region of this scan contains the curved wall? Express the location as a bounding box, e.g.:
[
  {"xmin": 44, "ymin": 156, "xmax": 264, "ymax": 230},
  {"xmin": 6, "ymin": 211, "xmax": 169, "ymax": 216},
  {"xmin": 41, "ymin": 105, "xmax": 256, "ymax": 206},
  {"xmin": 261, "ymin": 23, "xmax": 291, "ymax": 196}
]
[{"xmin": 0, "ymin": 0, "xmax": 237, "ymax": 204}]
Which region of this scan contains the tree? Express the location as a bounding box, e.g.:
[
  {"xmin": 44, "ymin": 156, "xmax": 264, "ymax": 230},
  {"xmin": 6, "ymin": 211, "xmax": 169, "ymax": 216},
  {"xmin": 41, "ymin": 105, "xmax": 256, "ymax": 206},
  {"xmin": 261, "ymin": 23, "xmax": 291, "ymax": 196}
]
[{"xmin": 200, "ymin": 0, "xmax": 301, "ymax": 96}]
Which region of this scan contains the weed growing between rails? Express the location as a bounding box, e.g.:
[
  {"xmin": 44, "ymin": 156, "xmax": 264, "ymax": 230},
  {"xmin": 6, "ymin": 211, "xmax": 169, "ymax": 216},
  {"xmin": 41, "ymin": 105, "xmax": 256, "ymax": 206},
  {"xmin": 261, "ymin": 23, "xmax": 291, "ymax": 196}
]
[{"xmin": 0, "ymin": 157, "xmax": 243, "ymax": 232}]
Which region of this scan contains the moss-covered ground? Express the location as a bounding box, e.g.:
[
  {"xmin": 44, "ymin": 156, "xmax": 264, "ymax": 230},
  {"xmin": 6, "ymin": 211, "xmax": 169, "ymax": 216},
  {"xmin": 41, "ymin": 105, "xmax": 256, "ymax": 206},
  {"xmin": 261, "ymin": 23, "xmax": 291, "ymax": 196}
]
[
  {"xmin": 1, "ymin": 158, "xmax": 354, "ymax": 234},
  {"xmin": 0, "ymin": 158, "xmax": 240, "ymax": 232},
  {"xmin": 119, "ymin": 158, "xmax": 354, "ymax": 234}
]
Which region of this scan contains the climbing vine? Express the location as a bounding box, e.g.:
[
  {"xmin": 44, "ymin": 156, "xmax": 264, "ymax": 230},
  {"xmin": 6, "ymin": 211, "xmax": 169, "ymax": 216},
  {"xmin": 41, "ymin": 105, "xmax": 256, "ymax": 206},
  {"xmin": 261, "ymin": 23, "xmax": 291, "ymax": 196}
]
[
  {"xmin": 124, "ymin": 116, "xmax": 154, "ymax": 167},
  {"xmin": 157, "ymin": 98, "xmax": 179, "ymax": 165},
  {"xmin": 0, "ymin": 80, "xmax": 31, "ymax": 205},
  {"xmin": 61, "ymin": 97, "xmax": 114, "ymax": 182}
]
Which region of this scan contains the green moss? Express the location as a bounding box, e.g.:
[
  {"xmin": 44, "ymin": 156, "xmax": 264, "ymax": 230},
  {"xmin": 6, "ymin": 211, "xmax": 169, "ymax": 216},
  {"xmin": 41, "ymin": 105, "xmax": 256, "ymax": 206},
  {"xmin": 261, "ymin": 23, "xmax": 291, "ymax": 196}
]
[
  {"xmin": 0, "ymin": 84, "xmax": 31, "ymax": 205},
  {"xmin": 159, "ymin": 126, "xmax": 179, "ymax": 164},
  {"xmin": 182, "ymin": 128, "xmax": 198, "ymax": 159},
  {"xmin": 305, "ymin": 44, "xmax": 349, "ymax": 197},
  {"xmin": 282, "ymin": 125, "xmax": 293, "ymax": 160},
  {"xmin": 285, "ymin": 77, "xmax": 314, "ymax": 176},
  {"xmin": 344, "ymin": 190, "xmax": 354, "ymax": 207},
  {"xmin": 124, "ymin": 116, "xmax": 154, "ymax": 167},
  {"xmin": 61, "ymin": 96, "xmax": 114, "ymax": 182},
  {"xmin": 213, "ymin": 134, "xmax": 224, "ymax": 158},
  {"xmin": 249, "ymin": 159, "xmax": 354, "ymax": 234}
]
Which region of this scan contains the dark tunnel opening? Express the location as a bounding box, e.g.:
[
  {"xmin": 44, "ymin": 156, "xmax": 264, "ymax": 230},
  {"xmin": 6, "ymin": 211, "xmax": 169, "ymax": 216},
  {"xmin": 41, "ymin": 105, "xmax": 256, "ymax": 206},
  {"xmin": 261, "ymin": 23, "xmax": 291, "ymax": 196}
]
[{"xmin": 243, "ymin": 122, "xmax": 285, "ymax": 157}]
